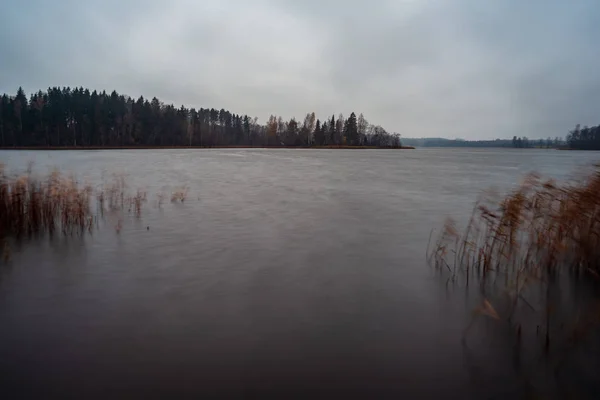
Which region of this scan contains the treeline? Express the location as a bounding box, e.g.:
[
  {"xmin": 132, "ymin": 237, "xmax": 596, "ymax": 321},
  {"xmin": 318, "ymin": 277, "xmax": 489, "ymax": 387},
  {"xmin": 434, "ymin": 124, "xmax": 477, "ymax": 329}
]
[
  {"xmin": 402, "ymin": 136, "xmax": 566, "ymax": 149},
  {"xmin": 511, "ymin": 136, "xmax": 564, "ymax": 148},
  {"xmin": 0, "ymin": 87, "xmax": 401, "ymax": 148},
  {"xmin": 511, "ymin": 136, "xmax": 532, "ymax": 148},
  {"xmin": 566, "ymin": 124, "xmax": 600, "ymax": 150},
  {"xmin": 401, "ymin": 138, "xmax": 516, "ymax": 148}
]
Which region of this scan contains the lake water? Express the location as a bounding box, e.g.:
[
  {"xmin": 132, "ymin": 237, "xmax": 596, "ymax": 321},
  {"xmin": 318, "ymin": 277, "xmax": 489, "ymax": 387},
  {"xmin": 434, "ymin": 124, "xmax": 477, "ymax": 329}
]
[{"xmin": 0, "ymin": 148, "xmax": 599, "ymax": 398}]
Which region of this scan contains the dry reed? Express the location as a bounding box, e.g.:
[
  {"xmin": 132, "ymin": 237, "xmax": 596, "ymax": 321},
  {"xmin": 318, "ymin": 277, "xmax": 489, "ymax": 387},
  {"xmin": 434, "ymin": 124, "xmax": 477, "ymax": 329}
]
[
  {"xmin": 0, "ymin": 166, "xmax": 149, "ymax": 243},
  {"xmin": 428, "ymin": 164, "xmax": 600, "ymax": 392},
  {"xmin": 0, "ymin": 166, "xmax": 93, "ymax": 239},
  {"xmin": 170, "ymin": 186, "xmax": 189, "ymax": 203}
]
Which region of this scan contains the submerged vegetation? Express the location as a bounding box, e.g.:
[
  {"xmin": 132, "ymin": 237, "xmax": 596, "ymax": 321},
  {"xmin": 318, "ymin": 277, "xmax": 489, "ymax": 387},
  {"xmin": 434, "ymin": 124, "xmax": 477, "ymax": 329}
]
[{"xmin": 428, "ymin": 164, "xmax": 600, "ymax": 395}]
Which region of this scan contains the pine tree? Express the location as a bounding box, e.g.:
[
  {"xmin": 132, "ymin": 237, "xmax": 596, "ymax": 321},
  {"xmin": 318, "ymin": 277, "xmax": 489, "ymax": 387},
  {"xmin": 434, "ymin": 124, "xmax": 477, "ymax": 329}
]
[
  {"xmin": 344, "ymin": 112, "xmax": 358, "ymax": 145},
  {"xmin": 14, "ymin": 87, "xmax": 28, "ymax": 145},
  {"xmin": 329, "ymin": 115, "xmax": 336, "ymax": 145},
  {"xmin": 313, "ymin": 119, "xmax": 323, "ymax": 146}
]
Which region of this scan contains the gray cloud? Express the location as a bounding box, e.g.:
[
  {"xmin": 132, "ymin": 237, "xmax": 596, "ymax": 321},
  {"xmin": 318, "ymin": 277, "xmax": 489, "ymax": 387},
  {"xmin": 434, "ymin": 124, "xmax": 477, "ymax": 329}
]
[{"xmin": 1, "ymin": 0, "xmax": 599, "ymax": 139}]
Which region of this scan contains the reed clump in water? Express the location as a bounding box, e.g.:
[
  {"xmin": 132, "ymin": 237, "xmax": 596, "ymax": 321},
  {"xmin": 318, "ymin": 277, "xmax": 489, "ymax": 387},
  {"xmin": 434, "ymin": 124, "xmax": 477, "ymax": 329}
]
[
  {"xmin": 0, "ymin": 167, "xmax": 149, "ymax": 242},
  {"xmin": 429, "ymin": 165, "xmax": 600, "ymax": 290},
  {"xmin": 97, "ymin": 173, "xmax": 147, "ymax": 218},
  {"xmin": 0, "ymin": 166, "xmax": 94, "ymax": 239},
  {"xmin": 428, "ymin": 164, "xmax": 600, "ymax": 394},
  {"xmin": 170, "ymin": 186, "xmax": 189, "ymax": 203}
]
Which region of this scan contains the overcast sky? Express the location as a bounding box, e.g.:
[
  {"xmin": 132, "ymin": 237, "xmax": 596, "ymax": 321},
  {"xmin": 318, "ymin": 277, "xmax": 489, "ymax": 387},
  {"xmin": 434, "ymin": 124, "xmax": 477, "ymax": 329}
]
[{"xmin": 1, "ymin": 0, "xmax": 599, "ymax": 139}]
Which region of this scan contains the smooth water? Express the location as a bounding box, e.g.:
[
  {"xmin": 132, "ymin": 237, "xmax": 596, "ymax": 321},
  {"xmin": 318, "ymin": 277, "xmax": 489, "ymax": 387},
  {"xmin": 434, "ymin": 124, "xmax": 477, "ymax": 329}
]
[{"xmin": 0, "ymin": 148, "xmax": 598, "ymax": 398}]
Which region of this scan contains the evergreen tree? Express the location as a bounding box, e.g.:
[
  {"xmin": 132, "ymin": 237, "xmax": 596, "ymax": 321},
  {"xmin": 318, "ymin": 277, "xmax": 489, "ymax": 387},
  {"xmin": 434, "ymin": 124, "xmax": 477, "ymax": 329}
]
[
  {"xmin": 344, "ymin": 112, "xmax": 358, "ymax": 145},
  {"xmin": 329, "ymin": 115, "xmax": 336, "ymax": 145},
  {"xmin": 313, "ymin": 119, "xmax": 324, "ymax": 146}
]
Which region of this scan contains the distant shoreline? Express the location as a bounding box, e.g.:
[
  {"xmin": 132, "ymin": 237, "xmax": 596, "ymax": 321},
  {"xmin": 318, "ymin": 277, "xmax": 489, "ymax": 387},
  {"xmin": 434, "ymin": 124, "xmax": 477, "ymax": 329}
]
[{"xmin": 0, "ymin": 145, "xmax": 415, "ymax": 151}]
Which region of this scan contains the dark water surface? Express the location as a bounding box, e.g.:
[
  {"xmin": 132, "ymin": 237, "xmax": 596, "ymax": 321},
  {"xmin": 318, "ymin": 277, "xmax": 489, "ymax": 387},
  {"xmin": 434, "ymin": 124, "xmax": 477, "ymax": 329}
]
[{"xmin": 0, "ymin": 148, "xmax": 599, "ymax": 398}]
